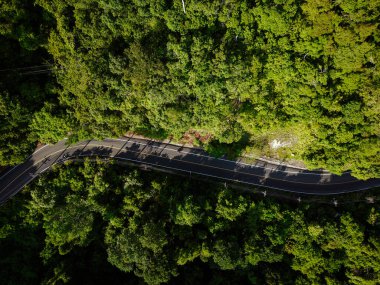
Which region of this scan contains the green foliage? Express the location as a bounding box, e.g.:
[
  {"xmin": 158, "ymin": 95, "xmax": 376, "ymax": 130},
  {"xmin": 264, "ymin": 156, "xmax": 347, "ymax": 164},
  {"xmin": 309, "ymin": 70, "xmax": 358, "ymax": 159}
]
[
  {"xmin": 43, "ymin": 195, "xmax": 94, "ymax": 254},
  {"xmin": 2, "ymin": 162, "xmax": 380, "ymax": 284},
  {"xmin": 29, "ymin": 103, "xmax": 72, "ymax": 143},
  {"xmin": 173, "ymin": 195, "xmax": 203, "ymax": 226},
  {"xmin": 0, "ymin": 91, "xmax": 33, "ymax": 165},
  {"xmin": 0, "ymin": 0, "xmax": 379, "ymax": 178},
  {"xmin": 0, "ymin": 0, "xmax": 49, "ymax": 49},
  {"xmin": 0, "ymin": 2, "xmax": 55, "ymax": 166},
  {"xmin": 215, "ymin": 189, "xmax": 248, "ymax": 221},
  {"xmin": 1, "ymin": 1, "xmax": 380, "ymax": 281}
]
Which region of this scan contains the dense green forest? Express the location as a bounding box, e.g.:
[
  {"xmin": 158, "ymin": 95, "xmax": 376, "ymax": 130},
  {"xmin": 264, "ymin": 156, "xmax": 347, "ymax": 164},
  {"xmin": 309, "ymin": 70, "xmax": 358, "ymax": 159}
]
[
  {"xmin": 1, "ymin": 2, "xmax": 379, "ymax": 284},
  {"xmin": 0, "ymin": 161, "xmax": 379, "ymax": 284},
  {"xmin": 0, "ymin": 0, "xmax": 379, "ymax": 178}
]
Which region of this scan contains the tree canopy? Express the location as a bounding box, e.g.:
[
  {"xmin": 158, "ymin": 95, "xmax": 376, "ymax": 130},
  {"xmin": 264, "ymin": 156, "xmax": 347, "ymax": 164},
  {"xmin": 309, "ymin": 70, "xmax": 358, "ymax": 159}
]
[
  {"xmin": 1, "ymin": 161, "xmax": 379, "ymax": 284},
  {"xmin": 0, "ymin": 1, "xmax": 379, "ymax": 176}
]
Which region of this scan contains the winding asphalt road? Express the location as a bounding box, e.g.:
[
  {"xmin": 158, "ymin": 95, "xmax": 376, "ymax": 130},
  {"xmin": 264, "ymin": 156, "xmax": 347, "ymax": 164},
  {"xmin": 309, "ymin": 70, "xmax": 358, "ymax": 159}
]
[{"xmin": 0, "ymin": 136, "xmax": 379, "ymax": 204}]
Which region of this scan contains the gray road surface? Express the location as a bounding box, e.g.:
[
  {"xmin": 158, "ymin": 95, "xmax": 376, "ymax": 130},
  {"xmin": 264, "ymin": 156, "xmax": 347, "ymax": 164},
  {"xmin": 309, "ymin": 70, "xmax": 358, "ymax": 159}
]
[{"xmin": 0, "ymin": 136, "xmax": 379, "ymax": 204}]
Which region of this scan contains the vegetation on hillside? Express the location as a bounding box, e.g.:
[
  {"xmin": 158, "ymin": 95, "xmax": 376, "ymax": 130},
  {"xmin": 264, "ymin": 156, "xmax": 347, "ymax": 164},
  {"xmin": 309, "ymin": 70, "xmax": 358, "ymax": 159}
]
[
  {"xmin": 0, "ymin": 1, "xmax": 379, "ymax": 177},
  {"xmin": 1, "ymin": 2, "xmax": 379, "ymax": 283},
  {"xmin": 1, "ymin": 161, "xmax": 379, "ymax": 284}
]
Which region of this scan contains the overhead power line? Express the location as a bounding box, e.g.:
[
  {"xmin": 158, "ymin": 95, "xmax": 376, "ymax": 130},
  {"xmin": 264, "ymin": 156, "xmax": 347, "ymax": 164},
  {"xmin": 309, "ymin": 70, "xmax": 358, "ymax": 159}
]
[
  {"xmin": 19, "ymin": 68, "xmax": 54, "ymax": 75},
  {"xmin": 0, "ymin": 63, "xmax": 54, "ymax": 73}
]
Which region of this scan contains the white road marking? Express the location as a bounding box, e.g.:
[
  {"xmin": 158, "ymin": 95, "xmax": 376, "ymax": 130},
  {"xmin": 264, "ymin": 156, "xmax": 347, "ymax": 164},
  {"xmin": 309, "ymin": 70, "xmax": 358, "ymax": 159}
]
[
  {"xmin": 32, "ymin": 144, "xmax": 50, "ymax": 155},
  {"xmin": 0, "ymin": 144, "xmax": 52, "ymax": 181},
  {"xmin": 74, "ymin": 156, "xmax": 365, "ymax": 195},
  {"xmin": 1, "ymin": 140, "xmax": 359, "ymax": 194},
  {"xmin": 103, "ymin": 139, "xmax": 339, "ymax": 176}
]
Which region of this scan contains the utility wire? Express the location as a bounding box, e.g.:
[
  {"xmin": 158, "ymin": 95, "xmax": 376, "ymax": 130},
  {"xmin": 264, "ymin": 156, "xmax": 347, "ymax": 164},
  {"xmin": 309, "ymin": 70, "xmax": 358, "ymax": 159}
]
[
  {"xmin": 0, "ymin": 63, "xmax": 61, "ymax": 76},
  {"xmin": 19, "ymin": 68, "xmax": 54, "ymax": 75},
  {"xmin": 0, "ymin": 63, "xmax": 54, "ymax": 73}
]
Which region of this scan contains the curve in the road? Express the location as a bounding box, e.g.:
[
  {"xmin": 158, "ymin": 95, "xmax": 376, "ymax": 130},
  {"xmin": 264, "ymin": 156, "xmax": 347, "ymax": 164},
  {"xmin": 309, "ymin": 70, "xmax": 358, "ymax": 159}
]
[{"xmin": 1, "ymin": 136, "xmax": 379, "ymax": 204}]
